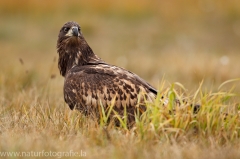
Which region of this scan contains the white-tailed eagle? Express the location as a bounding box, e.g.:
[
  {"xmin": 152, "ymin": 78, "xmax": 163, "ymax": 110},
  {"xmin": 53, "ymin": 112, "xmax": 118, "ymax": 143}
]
[{"xmin": 57, "ymin": 21, "xmax": 199, "ymax": 126}]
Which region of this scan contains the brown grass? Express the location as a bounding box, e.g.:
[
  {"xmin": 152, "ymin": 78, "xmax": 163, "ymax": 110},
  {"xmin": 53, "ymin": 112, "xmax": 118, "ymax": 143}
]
[{"xmin": 0, "ymin": 0, "xmax": 240, "ymax": 158}]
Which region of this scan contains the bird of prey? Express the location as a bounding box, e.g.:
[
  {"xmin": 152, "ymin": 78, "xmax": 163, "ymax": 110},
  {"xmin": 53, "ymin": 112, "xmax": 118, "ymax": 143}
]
[{"xmin": 57, "ymin": 21, "xmax": 169, "ymax": 125}]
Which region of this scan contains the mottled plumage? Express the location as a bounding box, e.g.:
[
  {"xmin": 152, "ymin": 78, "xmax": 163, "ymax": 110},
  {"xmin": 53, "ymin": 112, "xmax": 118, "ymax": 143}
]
[{"xmin": 57, "ymin": 21, "xmax": 161, "ymax": 125}]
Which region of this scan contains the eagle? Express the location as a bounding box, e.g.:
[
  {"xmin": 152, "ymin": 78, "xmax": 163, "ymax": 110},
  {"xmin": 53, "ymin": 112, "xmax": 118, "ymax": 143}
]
[{"xmin": 57, "ymin": 21, "xmax": 190, "ymax": 125}]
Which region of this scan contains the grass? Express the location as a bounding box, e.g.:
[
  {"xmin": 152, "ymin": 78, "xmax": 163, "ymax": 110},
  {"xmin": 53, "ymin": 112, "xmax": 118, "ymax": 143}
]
[
  {"xmin": 0, "ymin": 0, "xmax": 240, "ymax": 158},
  {"xmin": 0, "ymin": 77, "xmax": 240, "ymax": 159}
]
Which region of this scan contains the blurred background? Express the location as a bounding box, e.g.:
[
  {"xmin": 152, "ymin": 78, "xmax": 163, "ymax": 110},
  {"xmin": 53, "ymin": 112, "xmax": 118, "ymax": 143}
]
[{"xmin": 0, "ymin": 0, "xmax": 240, "ymax": 99}]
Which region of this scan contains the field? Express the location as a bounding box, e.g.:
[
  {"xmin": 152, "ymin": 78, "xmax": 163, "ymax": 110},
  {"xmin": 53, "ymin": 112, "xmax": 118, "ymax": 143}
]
[{"xmin": 0, "ymin": 0, "xmax": 240, "ymax": 158}]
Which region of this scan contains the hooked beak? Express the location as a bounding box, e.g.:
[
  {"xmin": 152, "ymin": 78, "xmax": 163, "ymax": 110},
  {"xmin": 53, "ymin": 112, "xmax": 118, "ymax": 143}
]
[
  {"xmin": 72, "ymin": 27, "xmax": 79, "ymax": 37},
  {"xmin": 65, "ymin": 26, "xmax": 79, "ymax": 37}
]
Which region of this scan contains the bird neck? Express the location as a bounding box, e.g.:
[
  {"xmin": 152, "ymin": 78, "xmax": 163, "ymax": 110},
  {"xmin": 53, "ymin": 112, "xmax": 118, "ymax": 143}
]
[{"xmin": 58, "ymin": 42, "xmax": 101, "ymax": 77}]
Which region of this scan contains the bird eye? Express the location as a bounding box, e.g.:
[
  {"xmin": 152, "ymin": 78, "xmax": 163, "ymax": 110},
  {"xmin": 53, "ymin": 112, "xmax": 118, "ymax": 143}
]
[
  {"xmin": 63, "ymin": 27, "xmax": 69, "ymax": 32},
  {"xmin": 78, "ymin": 27, "xmax": 80, "ymax": 32}
]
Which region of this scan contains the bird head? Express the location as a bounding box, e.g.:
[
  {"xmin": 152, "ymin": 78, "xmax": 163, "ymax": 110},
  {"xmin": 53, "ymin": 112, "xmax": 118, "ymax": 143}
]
[
  {"xmin": 57, "ymin": 21, "xmax": 84, "ymax": 47},
  {"xmin": 57, "ymin": 21, "xmax": 98, "ymax": 77}
]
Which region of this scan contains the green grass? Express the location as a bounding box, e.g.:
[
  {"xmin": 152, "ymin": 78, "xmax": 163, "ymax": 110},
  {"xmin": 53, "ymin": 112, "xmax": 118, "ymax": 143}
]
[
  {"xmin": 0, "ymin": 75, "xmax": 240, "ymax": 159},
  {"xmin": 0, "ymin": 0, "xmax": 240, "ymax": 158}
]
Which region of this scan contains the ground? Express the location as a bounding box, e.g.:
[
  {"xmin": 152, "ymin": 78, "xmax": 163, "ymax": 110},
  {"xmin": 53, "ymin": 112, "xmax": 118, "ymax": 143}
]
[{"xmin": 0, "ymin": 1, "xmax": 240, "ymax": 159}]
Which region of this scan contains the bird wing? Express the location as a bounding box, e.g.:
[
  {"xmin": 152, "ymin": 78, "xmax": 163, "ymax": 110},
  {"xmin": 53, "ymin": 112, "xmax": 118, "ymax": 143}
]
[{"xmin": 63, "ymin": 64, "xmax": 157, "ymax": 111}]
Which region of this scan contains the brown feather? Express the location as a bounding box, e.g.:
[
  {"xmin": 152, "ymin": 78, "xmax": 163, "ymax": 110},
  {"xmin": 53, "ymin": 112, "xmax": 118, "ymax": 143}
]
[{"xmin": 57, "ymin": 21, "xmax": 158, "ymax": 125}]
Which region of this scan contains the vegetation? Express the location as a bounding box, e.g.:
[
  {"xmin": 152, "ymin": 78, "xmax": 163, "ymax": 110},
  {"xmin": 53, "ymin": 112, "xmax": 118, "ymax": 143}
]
[{"xmin": 0, "ymin": 0, "xmax": 240, "ymax": 158}]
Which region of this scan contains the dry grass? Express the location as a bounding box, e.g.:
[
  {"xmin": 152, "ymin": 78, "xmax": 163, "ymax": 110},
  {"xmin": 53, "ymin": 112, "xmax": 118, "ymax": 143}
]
[{"xmin": 0, "ymin": 0, "xmax": 240, "ymax": 158}]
